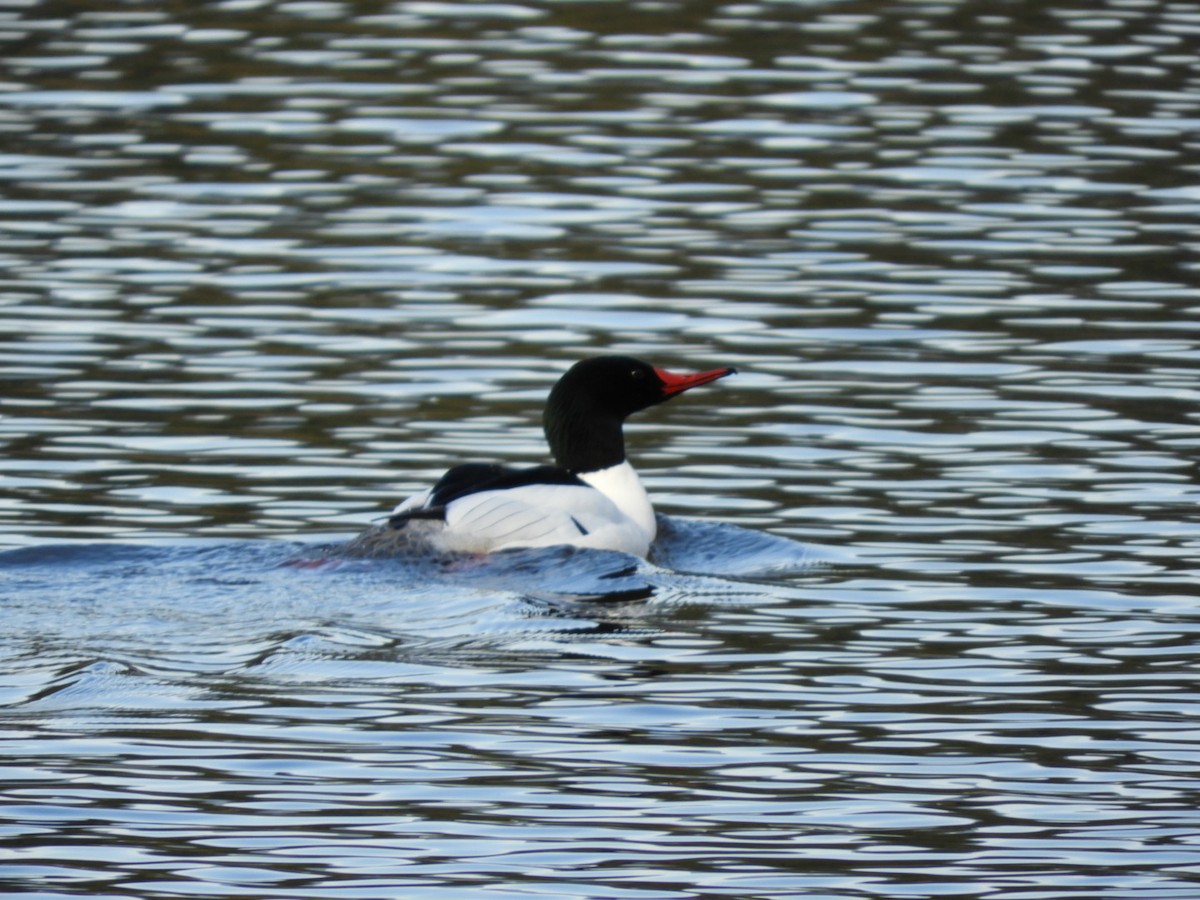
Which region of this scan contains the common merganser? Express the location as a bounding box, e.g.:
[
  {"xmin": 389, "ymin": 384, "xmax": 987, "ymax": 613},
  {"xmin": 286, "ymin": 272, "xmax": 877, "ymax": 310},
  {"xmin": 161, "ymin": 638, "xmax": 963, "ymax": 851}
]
[{"xmin": 384, "ymin": 356, "xmax": 735, "ymax": 557}]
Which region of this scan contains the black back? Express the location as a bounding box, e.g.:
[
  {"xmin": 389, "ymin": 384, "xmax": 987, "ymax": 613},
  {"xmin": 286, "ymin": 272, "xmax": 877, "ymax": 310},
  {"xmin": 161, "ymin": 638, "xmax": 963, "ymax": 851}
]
[{"xmin": 389, "ymin": 462, "xmax": 585, "ymax": 528}]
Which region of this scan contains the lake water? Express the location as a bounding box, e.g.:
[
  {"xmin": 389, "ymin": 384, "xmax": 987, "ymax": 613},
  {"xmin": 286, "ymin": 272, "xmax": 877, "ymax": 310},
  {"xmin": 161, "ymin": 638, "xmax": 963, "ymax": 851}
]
[{"xmin": 3, "ymin": 0, "xmax": 1200, "ymax": 897}]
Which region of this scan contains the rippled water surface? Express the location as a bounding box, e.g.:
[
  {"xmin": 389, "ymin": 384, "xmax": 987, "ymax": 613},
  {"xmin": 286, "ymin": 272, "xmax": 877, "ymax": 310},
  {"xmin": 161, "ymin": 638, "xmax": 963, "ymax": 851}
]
[{"xmin": 3, "ymin": 1, "xmax": 1200, "ymax": 897}]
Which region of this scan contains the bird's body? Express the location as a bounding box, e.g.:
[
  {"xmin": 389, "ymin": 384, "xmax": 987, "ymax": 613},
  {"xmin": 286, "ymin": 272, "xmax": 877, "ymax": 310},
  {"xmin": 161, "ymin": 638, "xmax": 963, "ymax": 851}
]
[
  {"xmin": 390, "ymin": 459, "xmax": 655, "ymax": 556},
  {"xmin": 367, "ymin": 356, "xmax": 734, "ymax": 558}
]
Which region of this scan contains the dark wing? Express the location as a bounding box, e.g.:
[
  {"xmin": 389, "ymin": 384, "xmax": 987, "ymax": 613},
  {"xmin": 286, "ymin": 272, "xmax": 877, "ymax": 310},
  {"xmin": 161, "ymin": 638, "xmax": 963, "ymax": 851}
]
[
  {"xmin": 428, "ymin": 463, "xmax": 510, "ymax": 507},
  {"xmin": 389, "ymin": 463, "xmax": 585, "ymax": 529}
]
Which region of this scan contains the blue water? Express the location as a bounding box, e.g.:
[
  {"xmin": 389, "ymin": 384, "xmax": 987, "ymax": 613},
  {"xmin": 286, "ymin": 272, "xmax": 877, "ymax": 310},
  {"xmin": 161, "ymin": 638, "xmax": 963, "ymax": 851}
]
[
  {"xmin": 0, "ymin": 518, "xmax": 840, "ymax": 678},
  {"xmin": 4, "ymin": 0, "xmax": 1200, "ymax": 896},
  {"xmin": 6, "ymin": 520, "xmax": 1200, "ymax": 898}
]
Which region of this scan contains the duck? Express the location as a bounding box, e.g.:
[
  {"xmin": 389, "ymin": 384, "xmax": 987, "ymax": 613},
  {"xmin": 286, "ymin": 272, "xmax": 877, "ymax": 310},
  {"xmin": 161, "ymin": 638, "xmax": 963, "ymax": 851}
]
[{"xmin": 378, "ymin": 355, "xmax": 735, "ymax": 558}]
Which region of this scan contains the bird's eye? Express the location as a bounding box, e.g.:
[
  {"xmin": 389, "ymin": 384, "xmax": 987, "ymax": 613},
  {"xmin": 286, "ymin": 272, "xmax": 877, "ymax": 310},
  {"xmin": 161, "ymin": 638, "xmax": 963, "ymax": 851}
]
[{"xmin": 630, "ymin": 368, "xmax": 644, "ymax": 379}]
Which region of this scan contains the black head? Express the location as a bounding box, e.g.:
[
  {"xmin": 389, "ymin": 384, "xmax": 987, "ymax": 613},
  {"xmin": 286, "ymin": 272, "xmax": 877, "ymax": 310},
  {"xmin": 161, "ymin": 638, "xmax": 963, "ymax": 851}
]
[{"xmin": 543, "ymin": 355, "xmax": 735, "ymax": 472}]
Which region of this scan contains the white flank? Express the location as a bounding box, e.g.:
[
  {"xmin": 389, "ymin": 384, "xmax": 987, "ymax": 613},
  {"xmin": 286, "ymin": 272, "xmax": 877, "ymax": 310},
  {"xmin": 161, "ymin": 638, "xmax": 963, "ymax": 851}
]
[{"xmin": 390, "ymin": 488, "xmax": 432, "ymax": 516}]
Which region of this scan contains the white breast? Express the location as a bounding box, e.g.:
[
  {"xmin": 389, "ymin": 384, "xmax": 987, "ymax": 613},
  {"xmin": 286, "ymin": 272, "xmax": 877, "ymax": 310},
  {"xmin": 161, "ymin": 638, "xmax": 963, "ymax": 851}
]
[{"xmin": 579, "ymin": 461, "xmax": 656, "ymax": 546}]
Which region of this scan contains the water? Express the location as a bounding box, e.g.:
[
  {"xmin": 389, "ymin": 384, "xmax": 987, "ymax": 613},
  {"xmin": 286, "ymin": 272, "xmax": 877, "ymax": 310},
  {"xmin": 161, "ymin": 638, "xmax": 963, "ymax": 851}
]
[{"xmin": 3, "ymin": 0, "xmax": 1200, "ymax": 897}]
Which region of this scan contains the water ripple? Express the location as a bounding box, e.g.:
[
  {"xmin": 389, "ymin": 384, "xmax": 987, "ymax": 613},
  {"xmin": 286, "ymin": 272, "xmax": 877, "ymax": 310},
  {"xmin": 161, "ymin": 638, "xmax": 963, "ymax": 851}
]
[{"xmin": 3, "ymin": 0, "xmax": 1200, "ymax": 896}]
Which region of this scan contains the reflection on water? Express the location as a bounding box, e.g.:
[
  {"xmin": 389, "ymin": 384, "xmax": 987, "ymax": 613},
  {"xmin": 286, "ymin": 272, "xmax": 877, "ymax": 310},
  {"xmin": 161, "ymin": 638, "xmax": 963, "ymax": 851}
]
[{"xmin": 2, "ymin": 0, "xmax": 1200, "ymax": 897}]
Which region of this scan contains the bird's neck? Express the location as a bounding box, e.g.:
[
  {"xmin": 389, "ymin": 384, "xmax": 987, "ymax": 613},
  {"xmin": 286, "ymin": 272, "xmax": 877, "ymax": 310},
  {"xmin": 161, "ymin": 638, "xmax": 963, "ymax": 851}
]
[{"xmin": 544, "ymin": 405, "xmax": 626, "ymax": 474}]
